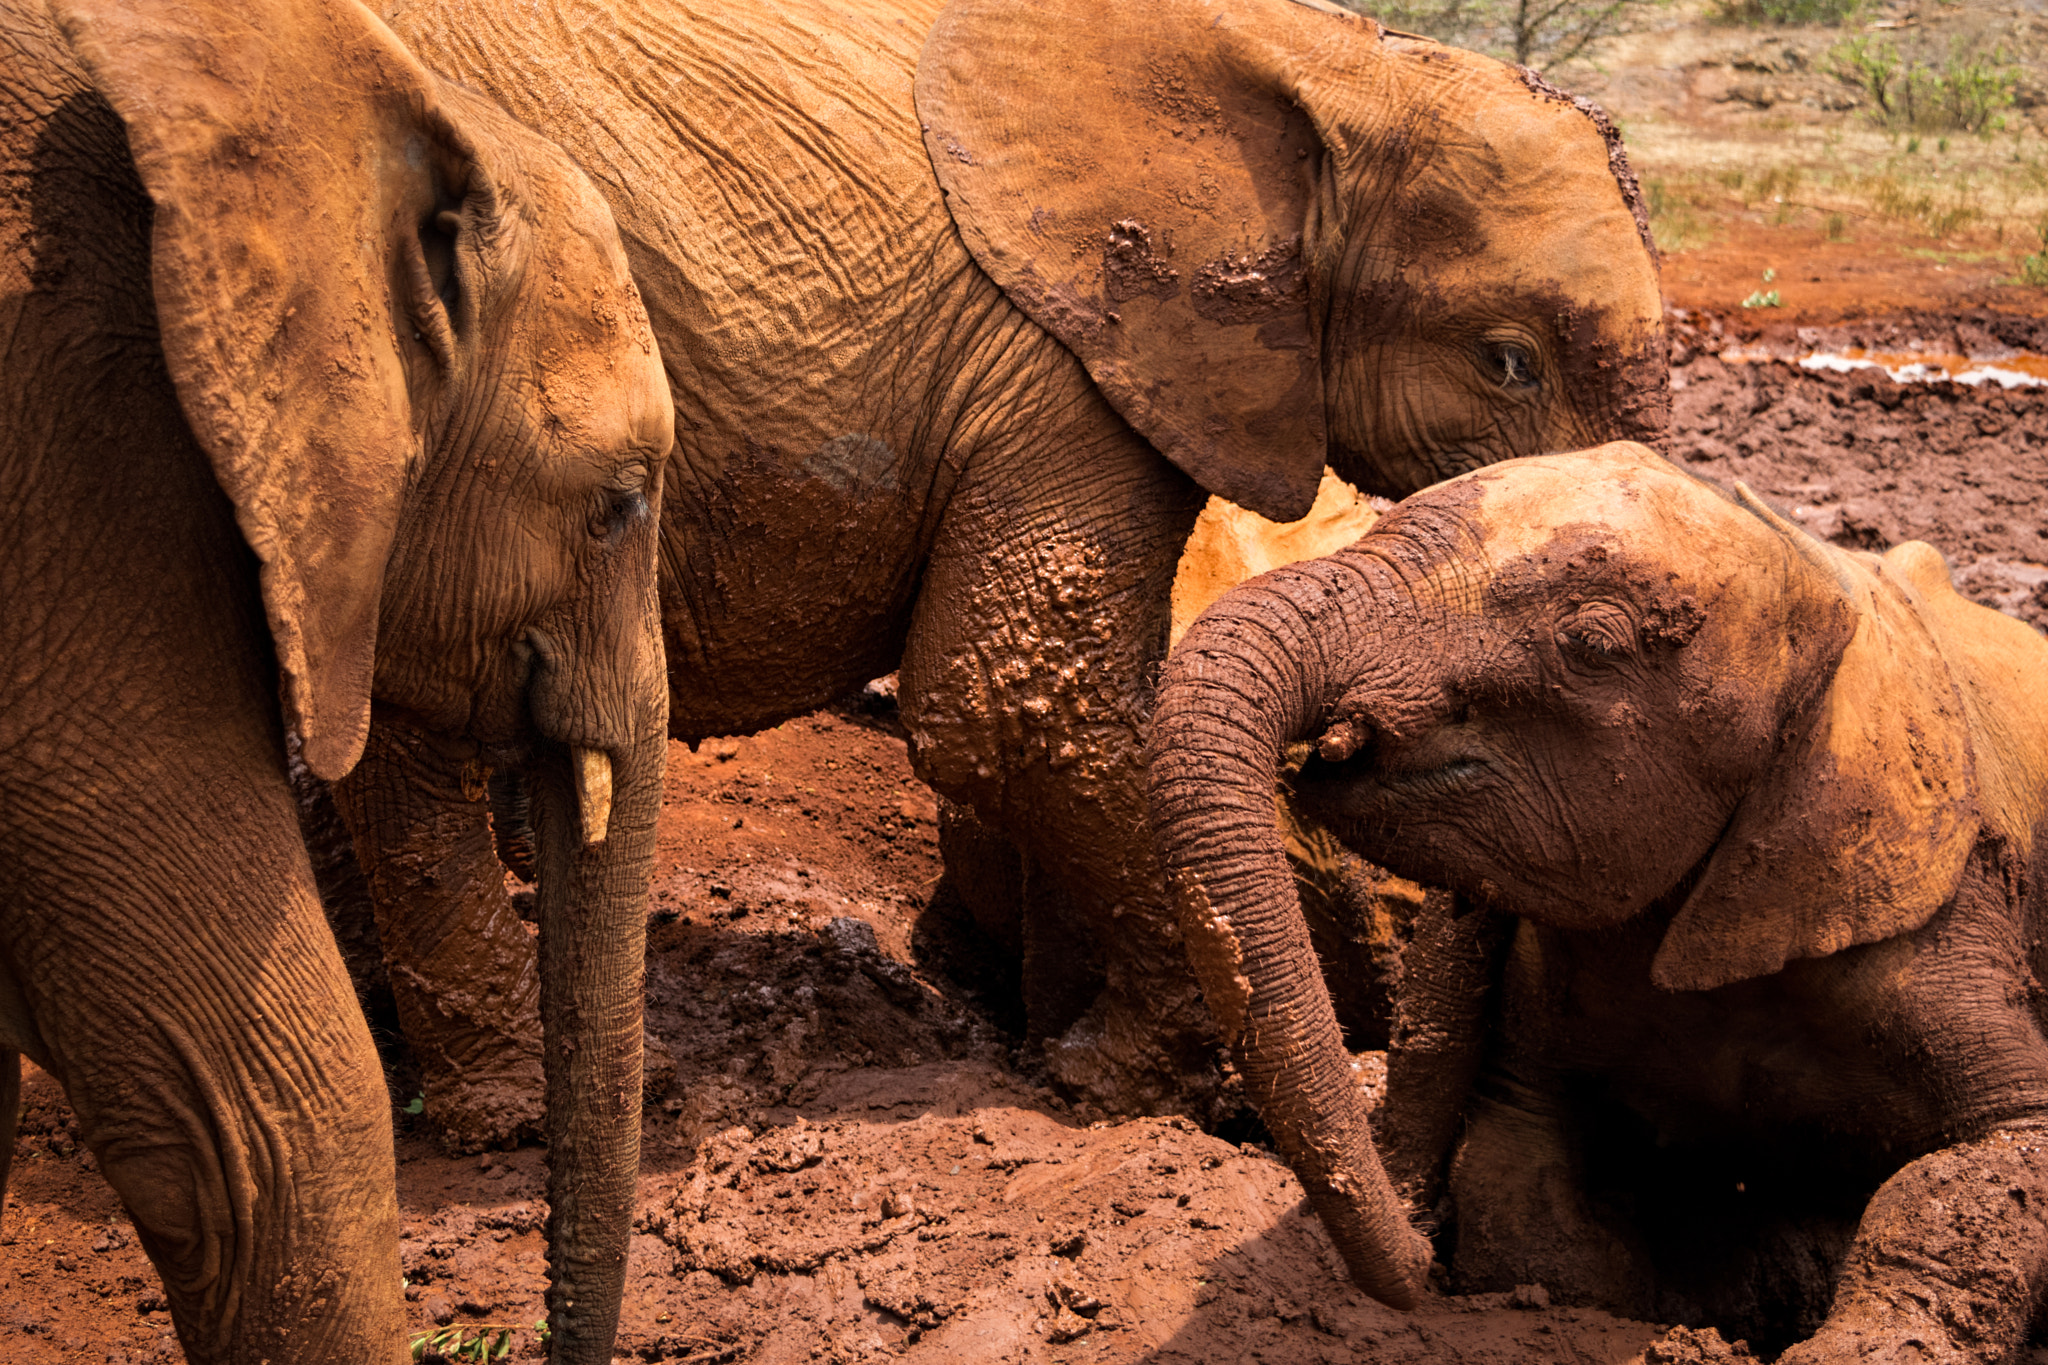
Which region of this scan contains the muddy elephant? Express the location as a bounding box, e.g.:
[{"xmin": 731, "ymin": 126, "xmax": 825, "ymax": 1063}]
[
  {"xmin": 0, "ymin": 0, "xmax": 672, "ymax": 1359},
  {"xmin": 340, "ymin": 0, "xmax": 1668, "ymax": 1138},
  {"xmin": 1148, "ymin": 443, "xmax": 2048, "ymax": 1356}
]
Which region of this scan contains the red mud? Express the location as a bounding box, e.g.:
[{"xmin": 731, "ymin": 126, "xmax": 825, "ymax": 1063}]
[
  {"xmin": 0, "ymin": 707, "xmax": 1674, "ymax": 1365},
  {"xmin": 1658, "ymin": 217, "xmax": 2048, "ymax": 326},
  {"xmin": 4, "ymin": 303, "xmax": 2046, "ymax": 1364}
]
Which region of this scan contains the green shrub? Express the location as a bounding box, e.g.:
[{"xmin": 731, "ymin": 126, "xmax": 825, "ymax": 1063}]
[
  {"xmin": 1713, "ymin": 0, "xmax": 1862, "ymax": 27},
  {"xmin": 1646, "ymin": 178, "xmax": 1714, "ymax": 252},
  {"xmin": 2021, "ymin": 219, "xmax": 2048, "ymax": 287},
  {"xmin": 1826, "ymin": 37, "xmax": 2017, "ymax": 133}
]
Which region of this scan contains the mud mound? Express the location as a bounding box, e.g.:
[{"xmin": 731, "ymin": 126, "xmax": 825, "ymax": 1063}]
[{"xmin": 632, "ymin": 1062, "xmax": 1664, "ymax": 1363}]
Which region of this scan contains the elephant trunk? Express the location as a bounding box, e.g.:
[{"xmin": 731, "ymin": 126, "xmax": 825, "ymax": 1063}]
[
  {"xmin": 1146, "ymin": 556, "xmax": 1430, "ymax": 1310},
  {"xmin": 530, "ymin": 721, "xmax": 662, "ymax": 1363}
]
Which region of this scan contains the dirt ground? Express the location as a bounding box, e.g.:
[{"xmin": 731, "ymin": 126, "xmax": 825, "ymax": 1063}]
[{"xmin": 7, "ymin": 13, "xmax": 2048, "ymax": 1352}]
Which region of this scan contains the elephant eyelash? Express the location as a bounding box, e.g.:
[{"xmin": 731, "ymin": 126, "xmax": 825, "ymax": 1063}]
[
  {"xmin": 1553, "ymin": 598, "xmax": 1640, "ymax": 663},
  {"xmin": 1557, "ymin": 621, "xmax": 1633, "ymax": 662},
  {"xmin": 1486, "ymin": 342, "xmax": 1539, "ymax": 391}
]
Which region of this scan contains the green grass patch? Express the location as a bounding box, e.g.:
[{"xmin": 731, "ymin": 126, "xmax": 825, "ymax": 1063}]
[
  {"xmin": 1712, "ymin": 0, "xmax": 1862, "ymax": 26},
  {"xmin": 1647, "ymin": 178, "xmax": 1717, "ymax": 253}
]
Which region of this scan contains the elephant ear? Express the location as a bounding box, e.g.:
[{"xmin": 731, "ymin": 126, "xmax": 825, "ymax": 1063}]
[
  {"xmin": 54, "ymin": 0, "xmax": 463, "ymax": 779},
  {"xmin": 917, "ymin": 0, "xmax": 1380, "ymax": 523},
  {"xmin": 1651, "ymin": 489, "xmax": 1979, "ymax": 992}
]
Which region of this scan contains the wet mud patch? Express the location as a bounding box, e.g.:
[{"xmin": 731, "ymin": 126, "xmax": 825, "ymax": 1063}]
[{"xmin": 1666, "ymin": 308, "xmax": 2048, "ymax": 631}]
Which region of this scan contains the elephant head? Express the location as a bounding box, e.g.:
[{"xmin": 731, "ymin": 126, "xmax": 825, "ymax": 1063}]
[
  {"xmin": 59, "ymin": 0, "xmax": 674, "ymax": 1356},
  {"xmin": 1145, "ymin": 442, "xmax": 1984, "ymax": 1307},
  {"xmin": 917, "ymin": 0, "xmax": 1665, "ymax": 522}
]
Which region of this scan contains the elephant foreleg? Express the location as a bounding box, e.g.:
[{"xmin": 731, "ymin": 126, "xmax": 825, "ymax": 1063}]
[
  {"xmin": 9, "ymin": 784, "xmax": 405, "ymax": 1362},
  {"xmin": 332, "ymin": 708, "xmax": 545, "ymax": 1152},
  {"xmin": 1775, "ymin": 1128, "xmax": 2048, "ymax": 1365},
  {"xmin": 901, "ymin": 376, "xmax": 1210, "ymax": 1116},
  {"xmin": 1379, "ymin": 894, "xmax": 1513, "ymax": 1207}
]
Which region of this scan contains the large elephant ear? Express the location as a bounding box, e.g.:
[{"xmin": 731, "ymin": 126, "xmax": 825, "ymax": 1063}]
[
  {"xmin": 54, "ymin": 0, "xmax": 457, "ymax": 779},
  {"xmin": 917, "ymin": 0, "xmax": 1381, "ymax": 523},
  {"xmin": 1652, "ymin": 492, "xmax": 1980, "ymax": 992}
]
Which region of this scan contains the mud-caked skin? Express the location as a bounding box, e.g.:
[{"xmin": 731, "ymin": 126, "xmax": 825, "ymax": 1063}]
[
  {"xmin": 350, "ymin": 0, "xmax": 1668, "ymax": 1129},
  {"xmin": 0, "ymin": 0, "xmax": 672, "ymax": 1360},
  {"xmin": 1147, "ymin": 443, "xmax": 2048, "ymax": 1358}
]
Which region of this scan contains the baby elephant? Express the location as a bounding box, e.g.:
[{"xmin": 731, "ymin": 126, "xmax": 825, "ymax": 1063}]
[{"xmin": 1148, "ymin": 442, "xmax": 2048, "ymax": 1359}]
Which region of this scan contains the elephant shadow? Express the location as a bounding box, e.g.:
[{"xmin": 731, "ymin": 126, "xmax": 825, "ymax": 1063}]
[{"xmin": 1510, "ymin": 1081, "xmax": 1867, "ymax": 1357}]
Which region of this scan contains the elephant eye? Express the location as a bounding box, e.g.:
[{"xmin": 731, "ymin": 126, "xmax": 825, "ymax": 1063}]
[
  {"xmin": 421, "ymin": 209, "xmax": 461, "ymax": 312},
  {"xmin": 1485, "ymin": 341, "xmax": 1539, "ymax": 392},
  {"xmin": 1556, "ymin": 602, "xmax": 1634, "ymax": 663},
  {"xmin": 592, "ymin": 466, "xmax": 651, "ymax": 541}
]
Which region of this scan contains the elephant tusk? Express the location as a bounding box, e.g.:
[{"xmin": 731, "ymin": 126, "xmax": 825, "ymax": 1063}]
[{"xmin": 573, "ymin": 747, "xmax": 613, "ymax": 846}]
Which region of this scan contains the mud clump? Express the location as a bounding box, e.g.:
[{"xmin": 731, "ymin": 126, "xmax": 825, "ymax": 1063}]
[{"xmin": 1635, "ymin": 1323, "xmax": 1757, "ymax": 1363}]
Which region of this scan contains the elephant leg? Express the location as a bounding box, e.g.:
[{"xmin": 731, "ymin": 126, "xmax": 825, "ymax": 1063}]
[
  {"xmin": 935, "ymin": 796, "xmax": 1026, "ymax": 961},
  {"xmin": 8, "ymin": 768, "xmax": 404, "ymax": 1362},
  {"xmin": 901, "ymin": 382, "xmax": 1210, "ymax": 1116},
  {"xmin": 1445, "ymin": 1068, "xmax": 1652, "ymax": 1311},
  {"xmin": 287, "ymin": 742, "xmax": 402, "ymax": 1050},
  {"xmin": 1775, "ymin": 1128, "xmax": 2048, "ymax": 1365},
  {"xmin": 1378, "ymin": 894, "xmax": 1514, "ymax": 1206},
  {"xmin": 936, "ymin": 799, "xmax": 1103, "ymax": 1042},
  {"xmin": 1018, "ymin": 853, "xmax": 1107, "ymax": 1048},
  {"xmin": 332, "ymin": 708, "xmax": 545, "ymax": 1152}
]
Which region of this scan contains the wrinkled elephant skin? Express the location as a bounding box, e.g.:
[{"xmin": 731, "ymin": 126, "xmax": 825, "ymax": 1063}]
[
  {"xmin": 1148, "ymin": 442, "xmax": 2048, "ymax": 1357},
  {"xmin": 339, "ymin": 0, "xmax": 1667, "ymax": 1128},
  {"xmin": 0, "ymin": 0, "xmax": 672, "ymax": 1360}
]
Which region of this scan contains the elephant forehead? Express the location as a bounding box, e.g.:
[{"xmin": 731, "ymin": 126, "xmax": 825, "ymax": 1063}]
[
  {"xmin": 1453, "ymin": 448, "xmax": 1777, "ymax": 596},
  {"xmin": 1390, "ymin": 67, "xmax": 1660, "ymax": 329},
  {"xmin": 518, "ymin": 201, "xmax": 673, "ymax": 460},
  {"xmin": 1457, "ymin": 445, "xmax": 1665, "ymax": 539}
]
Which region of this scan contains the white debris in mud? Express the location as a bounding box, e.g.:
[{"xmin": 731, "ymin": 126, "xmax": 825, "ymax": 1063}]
[{"xmin": 1798, "ymin": 351, "xmax": 2048, "ymax": 389}]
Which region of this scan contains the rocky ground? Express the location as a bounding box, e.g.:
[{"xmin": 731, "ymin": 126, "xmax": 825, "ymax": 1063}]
[{"xmin": 1665, "ymin": 307, "xmax": 2048, "ymax": 627}]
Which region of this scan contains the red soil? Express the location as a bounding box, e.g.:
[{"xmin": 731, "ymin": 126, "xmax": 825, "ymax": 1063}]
[{"xmin": 1660, "ymin": 216, "xmax": 2048, "ymax": 325}]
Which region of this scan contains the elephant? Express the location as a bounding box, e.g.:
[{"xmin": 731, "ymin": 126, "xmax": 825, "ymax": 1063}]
[
  {"xmin": 334, "ymin": 0, "xmax": 1669, "ymax": 1141},
  {"xmin": 1146, "ymin": 441, "xmax": 2048, "ymax": 1358},
  {"xmin": 0, "ymin": 0, "xmax": 672, "ymax": 1358}
]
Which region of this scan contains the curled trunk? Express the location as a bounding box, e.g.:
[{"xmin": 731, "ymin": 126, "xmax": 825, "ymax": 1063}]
[
  {"xmin": 1146, "ymin": 559, "xmax": 1430, "ymax": 1309},
  {"xmin": 531, "ymin": 726, "xmax": 662, "ymax": 1363}
]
